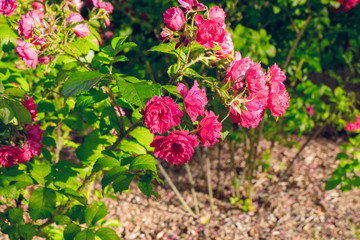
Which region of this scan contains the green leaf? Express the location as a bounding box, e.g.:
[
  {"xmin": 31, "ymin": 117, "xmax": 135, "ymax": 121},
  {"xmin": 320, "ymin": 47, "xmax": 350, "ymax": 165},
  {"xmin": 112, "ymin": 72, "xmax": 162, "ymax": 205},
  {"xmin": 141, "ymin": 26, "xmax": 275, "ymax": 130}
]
[
  {"xmin": 114, "ymin": 42, "xmax": 137, "ymax": 56},
  {"xmin": 4, "ymin": 88, "xmax": 26, "ymax": 97},
  {"xmin": 96, "ymin": 228, "xmax": 120, "ymax": 240},
  {"xmin": 7, "ymin": 99, "xmax": 32, "ymax": 124},
  {"xmin": 8, "ymin": 208, "xmax": 24, "ymax": 224},
  {"xmin": 64, "ymin": 224, "xmax": 81, "ymax": 240},
  {"xmin": 112, "ymin": 174, "xmax": 134, "ymax": 194},
  {"xmin": 111, "ymin": 36, "xmax": 127, "ymax": 50},
  {"xmin": 137, "ymin": 174, "xmax": 155, "ymax": 196},
  {"xmin": 341, "ymin": 143, "xmax": 353, "ymax": 153},
  {"xmin": 0, "ymin": 98, "xmax": 14, "ymax": 124},
  {"xmin": 63, "ymin": 72, "xmax": 104, "ymax": 102},
  {"xmin": 93, "ymin": 156, "xmax": 120, "ymax": 172},
  {"xmin": 325, "ymin": 176, "xmax": 341, "ymax": 190},
  {"xmin": 18, "ymin": 223, "xmax": 36, "ymax": 240},
  {"xmin": 101, "ymin": 166, "xmax": 127, "ymax": 189},
  {"xmin": 130, "ymin": 155, "xmax": 157, "ymax": 173},
  {"xmin": 129, "ymin": 127, "xmax": 154, "ymax": 151},
  {"xmin": 28, "ymin": 187, "xmax": 56, "ymax": 220},
  {"xmin": 335, "ymin": 152, "xmax": 349, "ymax": 161},
  {"xmin": 54, "ymin": 215, "xmax": 72, "ymax": 225},
  {"xmin": 148, "ymin": 42, "xmax": 177, "ymax": 55},
  {"xmin": 85, "ymin": 202, "xmax": 107, "ymax": 227},
  {"xmin": 29, "ymin": 163, "xmax": 52, "ymax": 186},
  {"xmin": 59, "ymin": 188, "xmax": 87, "ymax": 205},
  {"xmin": 120, "ymin": 140, "xmax": 147, "ymax": 155},
  {"xmin": 76, "ymin": 130, "xmax": 111, "ymax": 163},
  {"xmin": 117, "ymin": 78, "xmax": 159, "ymax": 108},
  {"xmin": 0, "ymin": 22, "xmax": 17, "ymax": 45},
  {"xmin": 74, "ymin": 229, "xmax": 95, "ymax": 240}
]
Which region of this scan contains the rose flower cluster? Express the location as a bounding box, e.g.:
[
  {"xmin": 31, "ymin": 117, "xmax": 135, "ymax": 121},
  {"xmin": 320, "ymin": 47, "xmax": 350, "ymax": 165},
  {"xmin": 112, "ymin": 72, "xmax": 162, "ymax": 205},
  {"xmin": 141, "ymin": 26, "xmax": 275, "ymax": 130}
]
[
  {"xmin": 142, "ymin": 81, "xmax": 222, "ymax": 166},
  {"xmin": 6, "ymin": 0, "xmax": 113, "ymax": 70},
  {"xmin": 161, "ymin": 0, "xmax": 233, "ymax": 58},
  {"xmin": 0, "ymin": 96, "xmax": 43, "ymax": 167},
  {"xmin": 226, "ymin": 53, "xmax": 290, "ymax": 128}
]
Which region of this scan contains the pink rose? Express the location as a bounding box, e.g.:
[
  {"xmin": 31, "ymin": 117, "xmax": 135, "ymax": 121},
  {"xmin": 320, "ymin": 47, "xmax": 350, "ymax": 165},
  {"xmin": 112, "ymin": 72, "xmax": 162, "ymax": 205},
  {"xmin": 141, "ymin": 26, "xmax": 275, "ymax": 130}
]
[
  {"xmin": 198, "ymin": 111, "xmax": 222, "ymax": 147},
  {"xmin": 178, "ymin": 0, "xmax": 205, "ymax": 13},
  {"xmin": 21, "ymin": 96, "xmax": 38, "ymax": 122},
  {"xmin": 306, "ymin": 105, "xmax": 315, "ymax": 117},
  {"xmin": 0, "ymin": 0, "xmax": 17, "ymax": 16},
  {"xmin": 268, "ymin": 81, "xmax": 289, "ymax": 117},
  {"xmin": 0, "ymin": 146, "xmax": 24, "ymax": 167},
  {"xmin": 150, "ymin": 130, "xmax": 199, "ymax": 165},
  {"xmin": 32, "ymin": 2, "xmax": 44, "ymax": 10},
  {"xmin": 245, "ymin": 63, "xmax": 267, "ymax": 95},
  {"xmin": 226, "ymin": 57, "xmax": 254, "ymax": 89},
  {"xmin": 25, "ymin": 124, "xmax": 43, "ymax": 142},
  {"xmin": 18, "ymin": 10, "xmax": 44, "ymax": 40},
  {"xmin": 38, "ymin": 56, "xmax": 51, "ymax": 64},
  {"xmin": 67, "ymin": 13, "xmax": 90, "ymax": 38},
  {"xmin": 209, "ymin": 6, "xmax": 226, "ymax": 26},
  {"xmin": 217, "ymin": 32, "xmax": 234, "ymax": 59},
  {"xmin": 266, "ymin": 63, "xmax": 289, "ymax": 117},
  {"xmin": 230, "ymin": 95, "xmax": 265, "ymax": 128},
  {"xmin": 105, "ymin": 31, "xmax": 114, "ymax": 39},
  {"xmin": 266, "ymin": 63, "xmax": 286, "ymax": 83},
  {"xmin": 142, "ymin": 96, "xmax": 183, "ymax": 135},
  {"xmin": 22, "ymin": 140, "xmax": 42, "ymax": 162},
  {"xmin": 92, "ymin": 0, "xmax": 113, "ymax": 13},
  {"xmin": 15, "ymin": 39, "xmax": 38, "ymax": 70},
  {"xmin": 195, "ymin": 18, "xmax": 226, "ymax": 49},
  {"xmin": 357, "ymin": 116, "xmax": 360, "ymax": 124},
  {"xmin": 177, "ymin": 80, "xmax": 208, "ymax": 122},
  {"xmin": 163, "ymin": 7, "xmax": 185, "ymax": 31},
  {"xmin": 345, "ymin": 122, "xmax": 360, "ymax": 131}
]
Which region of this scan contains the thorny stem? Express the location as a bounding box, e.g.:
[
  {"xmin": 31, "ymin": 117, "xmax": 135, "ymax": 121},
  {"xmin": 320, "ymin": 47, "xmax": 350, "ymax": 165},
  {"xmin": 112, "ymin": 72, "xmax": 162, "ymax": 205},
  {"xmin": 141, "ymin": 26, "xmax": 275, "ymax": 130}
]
[
  {"xmin": 157, "ymin": 160, "xmax": 195, "ymax": 216},
  {"xmin": 185, "ymin": 163, "xmax": 200, "ymax": 215}
]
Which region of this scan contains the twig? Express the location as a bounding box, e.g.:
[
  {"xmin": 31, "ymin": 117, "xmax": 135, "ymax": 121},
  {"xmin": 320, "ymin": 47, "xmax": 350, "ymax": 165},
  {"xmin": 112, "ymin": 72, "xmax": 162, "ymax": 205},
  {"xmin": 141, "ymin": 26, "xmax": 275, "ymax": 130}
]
[
  {"xmin": 185, "ymin": 163, "xmax": 200, "ymax": 215},
  {"xmin": 283, "ymin": 13, "xmax": 312, "ymax": 69},
  {"xmin": 216, "ymin": 142, "xmax": 222, "ymax": 196},
  {"xmin": 157, "ymin": 160, "xmax": 195, "ymax": 216},
  {"xmin": 204, "ymin": 147, "xmax": 215, "ymax": 214},
  {"xmin": 230, "ymin": 138, "xmax": 240, "ymax": 199}
]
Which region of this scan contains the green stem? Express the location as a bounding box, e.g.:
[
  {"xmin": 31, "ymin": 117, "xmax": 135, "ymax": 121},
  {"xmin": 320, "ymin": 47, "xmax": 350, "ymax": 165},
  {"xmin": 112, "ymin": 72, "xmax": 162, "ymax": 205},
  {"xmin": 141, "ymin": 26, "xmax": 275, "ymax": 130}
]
[
  {"xmin": 185, "ymin": 163, "xmax": 199, "ymax": 215},
  {"xmin": 204, "ymin": 147, "xmax": 215, "ymax": 214},
  {"xmin": 157, "ymin": 160, "xmax": 195, "ymax": 216}
]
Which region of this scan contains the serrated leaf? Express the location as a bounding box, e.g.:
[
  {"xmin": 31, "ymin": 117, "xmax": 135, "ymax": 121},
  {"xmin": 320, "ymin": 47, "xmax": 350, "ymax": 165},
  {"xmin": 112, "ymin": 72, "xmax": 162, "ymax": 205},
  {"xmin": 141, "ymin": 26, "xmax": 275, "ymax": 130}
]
[
  {"xmin": 111, "ymin": 36, "xmax": 127, "ymax": 50},
  {"xmin": 0, "ymin": 22, "xmax": 17, "ymax": 45},
  {"xmin": 130, "ymin": 155, "xmax": 157, "ymax": 173},
  {"xmin": 4, "ymin": 88, "xmax": 26, "ymax": 97},
  {"xmin": 114, "ymin": 42, "xmax": 137, "ymax": 56},
  {"xmin": 0, "ymin": 98, "xmax": 14, "ymax": 124},
  {"xmin": 101, "ymin": 166, "xmax": 127, "ymax": 189},
  {"xmin": 28, "ymin": 187, "xmax": 56, "ymax": 220},
  {"xmin": 64, "ymin": 224, "xmax": 81, "ymax": 240},
  {"xmin": 137, "ymin": 174, "xmax": 155, "ymax": 196},
  {"xmin": 85, "ymin": 202, "xmax": 107, "ymax": 227},
  {"xmin": 129, "ymin": 127, "xmax": 154, "ymax": 151},
  {"xmin": 93, "ymin": 156, "xmax": 120, "ymax": 172},
  {"xmin": 96, "ymin": 228, "xmax": 120, "ymax": 240},
  {"xmin": 59, "ymin": 188, "xmax": 87, "ymax": 205},
  {"xmin": 29, "ymin": 163, "xmax": 52, "ymax": 186},
  {"xmin": 120, "ymin": 140, "xmax": 147, "ymax": 155},
  {"xmin": 112, "ymin": 174, "xmax": 134, "ymax": 194},
  {"xmin": 63, "ymin": 72, "xmax": 104, "ymax": 102},
  {"xmin": 7, "ymin": 99, "xmax": 32, "ymax": 124},
  {"xmin": 117, "ymin": 78, "xmax": 159, "ymax": 108},
  {"xmin": 54, "ymin": 215, "xmax": 71, "ymax": 225},
  {"xmin": 148, "ymin": 42, "xmax": 177, "ymax": 55},
  {"xmin": 8, "ymin": 208, "xmax": 24, "ymax": 224},
  {"xmin": 74, "ymin": 229, "xmax": 95, "ymax": 240},
  {"xmin": 335, "ymin": 152, "xmax": 349, "ymax": 161},
  {"xmin": 76, "ymin": 130, "xmax": 110, "ymax": 163}
]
